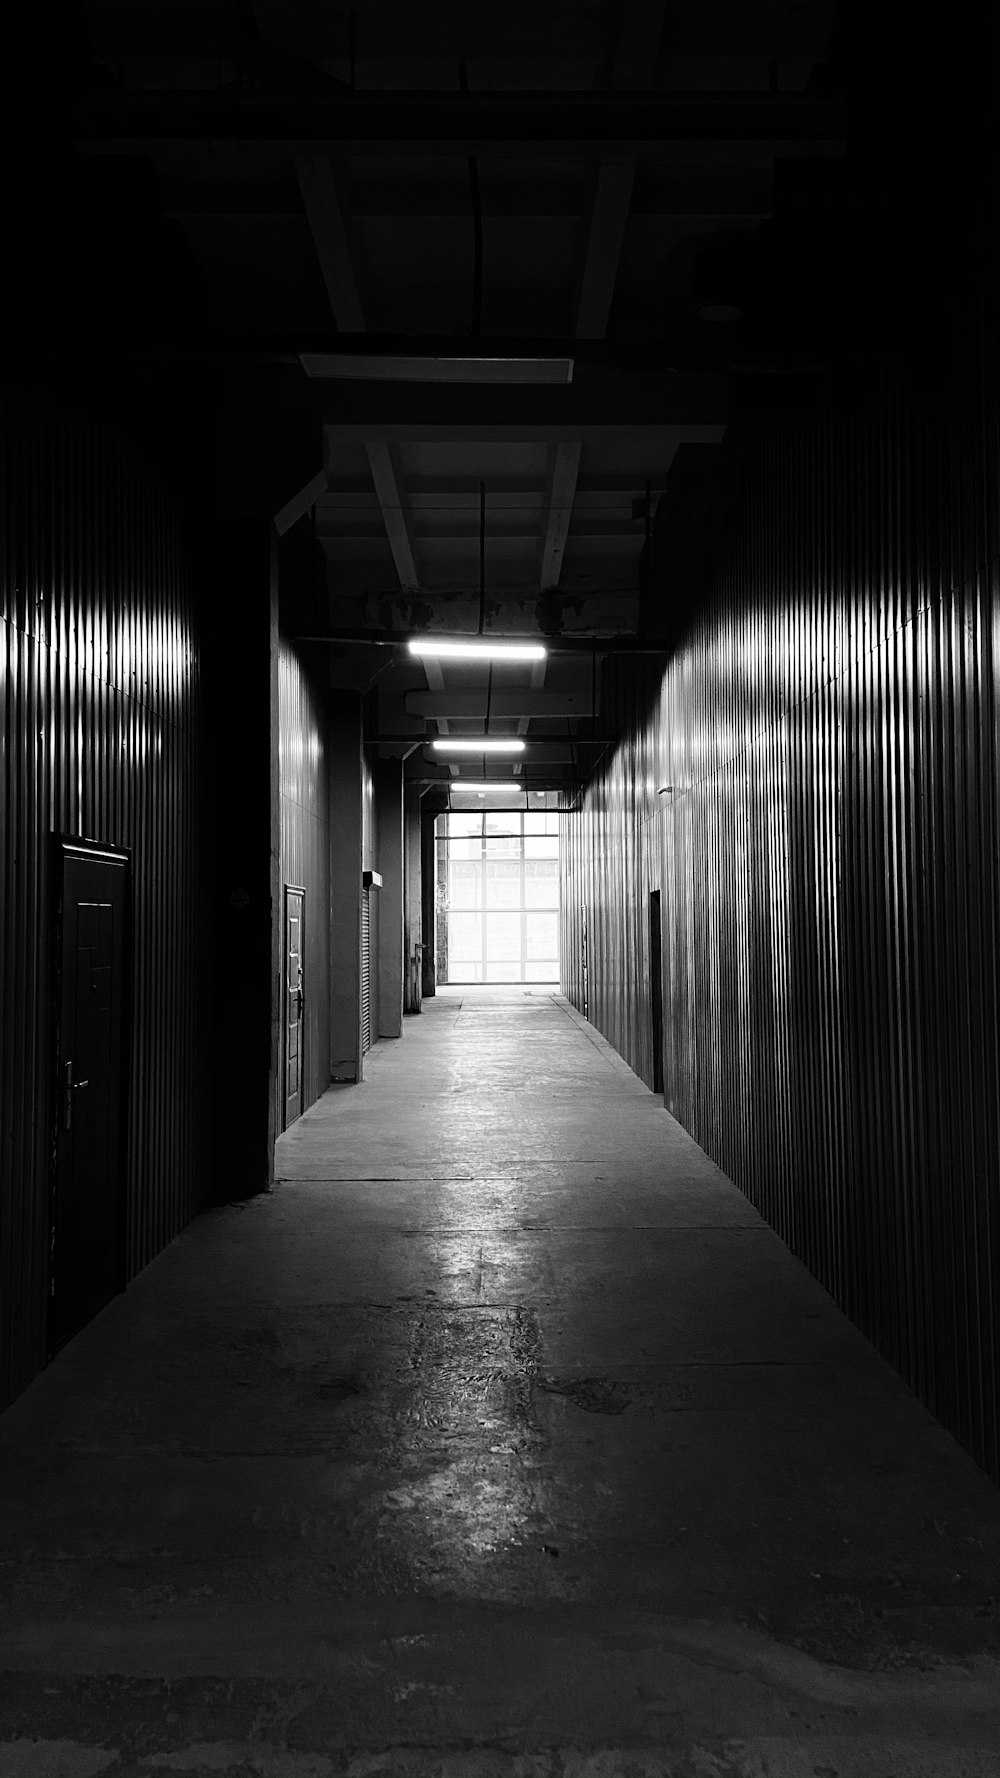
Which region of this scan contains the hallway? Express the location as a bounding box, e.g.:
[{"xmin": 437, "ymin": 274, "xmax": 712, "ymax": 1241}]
[{"xmin": 2, "ymin": 990, "xmax": 1000, "ymax": 1777}]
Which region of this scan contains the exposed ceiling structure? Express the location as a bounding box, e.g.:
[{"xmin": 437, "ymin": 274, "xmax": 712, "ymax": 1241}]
[{"xmin": 70, "ymin": 0, "xmax": 847, "ymax": 804}]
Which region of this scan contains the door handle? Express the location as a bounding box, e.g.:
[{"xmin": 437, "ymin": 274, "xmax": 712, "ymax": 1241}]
[{"xmin": 63, "ymin": 1061, "xmax": 90, "ymax": 1131}]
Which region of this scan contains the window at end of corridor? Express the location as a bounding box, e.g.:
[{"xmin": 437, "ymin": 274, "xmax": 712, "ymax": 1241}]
[{"xmin": 435, "ymin": 810, "xmax": 560, "ymax": 984}]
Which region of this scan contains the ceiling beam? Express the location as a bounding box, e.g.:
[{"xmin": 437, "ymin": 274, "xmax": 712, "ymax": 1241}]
[
  {"xmin": 314, "ymin": 514, "xmax": 644, "ymax": 543},
  {"xmin": 294, "ymin": 156, "xmax": 366, "ymax": 331},
  {"xmin": 407, "ymin": 691, "xmax": 595, "ymax": 720},
  {"xmin": 303, "ymin": 352, "xmax": 573, "ymax": 385},
  {"xmin": 273, "ymin": 469, "xmax": 328, "ymax": 537},
  {"xmin": 310, "ymin": 474, "xmax": 673, "ymax": 502},
  {"xmin": 365, "ymin": 441, "xmax": 419, "ymax": 590},
  {"xmin": 76, "ymin": 91, "xmax": 847, "ymax": 148},
  {"xmin": 610, "ymin": 0, "xmax": 669, "ymax": 89},
  {"xmin": 320, "ymin": 580, "xmax": 641, "ymax": 602},
  {"xmin": 320, "ymin": 375, "xmax": 727, "ymax": 429},
  {"xmin": 298, "ymin": 333, "xmax": 714, "ymax": 370},
  {"xmin": 114, "ymin": 332, "xmax": 824, "ymax": 375},
  {"xmin": 518, "ymin": 654, "xmax": 548, "ymax": 738},
  {"xmin": 539, "ymin": 442, "xmax": 583, "ymax": 590},
  {"xmin": 555, "ymin": 10, "xmax": 662, "ymax": 586},
  {"xmin": 573, "ymin": 2, "xmax": 665, "ymax": 340},
  {"xmin": 420, "ymin": 654, "xmax": 450, "ymax": 737},
  {"xmin": 314, "ymin": 368, "xmax": 718, "ymax": 423},
  {"xmin": 294, "ymin": 161, "xmax": 423, "ymax": 599},
  {"xmin": 326, "ymin": 422, "xmax": 724, "ymax": 449},
  {"xmin": 170, "ymin": 191, "xmax": 772, "ymax": 222},
  {"xmin": 319, "ymin": 532, "xmax": 645, "ymax": 550},
  {"xmin": 404, "ymin": 474, "xmax": 676, "ymax": 495},
  {"xmin": 411, "ymin": 768, "xmax": 583, "ymax": 789},
  {"xmin": 574, "ymin": 160, "xmax": 637, "ymax": 339}
]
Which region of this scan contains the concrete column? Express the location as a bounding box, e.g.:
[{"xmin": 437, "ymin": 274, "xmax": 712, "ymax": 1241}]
[
  {"xmin": 403, "ymin": 784, "xmax": 423, "ymax": 1013},
  {"xmin": 421, "ymin": 811, "xmax": 438, "ymax": 998},
  {"xmin": 330, "ymin": 692, "xmax": 363, "ymax": 1080},
  {"xmin": 376, "ymin": 759, "xmax": 404, "ymax": 1038},
  {"xmin": 204, "ymin": 519, "xmax": 280, "ymax": 1199}
]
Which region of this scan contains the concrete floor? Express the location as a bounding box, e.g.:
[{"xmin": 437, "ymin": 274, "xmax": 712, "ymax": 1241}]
[{"xmin": 3, "ymin": 989, "xmax": 1000, "ymax": 1778}]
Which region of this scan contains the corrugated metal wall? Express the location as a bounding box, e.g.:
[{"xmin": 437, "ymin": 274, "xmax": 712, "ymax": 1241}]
[
  {"xmin": 0, "ymin": 377, "xmax": 207, "ymax": 1409},
  {"xmin": 360, "ymin": 738, "xmax": 377, "ymax": 1054},
  {"xmin": 361, "ymin": 740, "xmax": 376, "ymax": 870},
  {"xmin": 278, "ymin": 637, "xmax": 331, "ymax": 1114},
  {"xmin": 403, "ymin": 786, "xmax": 423, "ymax": 1013},
  {"xmin": 562, "ymin": 236, "xmax": 1000, "ymax": 1480}
]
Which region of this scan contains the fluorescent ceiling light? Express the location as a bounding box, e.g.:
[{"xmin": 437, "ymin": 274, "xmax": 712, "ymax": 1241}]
[
  {"xmin": 408, "ymin": 638, "xmax": 546, "ymax": 663},
  {"xmin": 432, "ymin": 738, "xmax": 525, "ymax": 754},
  {"xmin": 451, "ymin": 781, "xmax": 526, "ymax": 793},
  {"xmin": 300, "ymin": 354, "xmax": 573, "ymax": 384}
]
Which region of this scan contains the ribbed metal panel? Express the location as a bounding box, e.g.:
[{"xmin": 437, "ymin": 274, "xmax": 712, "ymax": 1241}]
[
  {"xmin": 0, "ymin": 377, "xmax": 206, "ymax": 1409},
  {"xmin": 361, "ymin": 889, "xmax": 372, "ymax": 1054},
  {"xmin": 361, "ymin": 744, "xmax": 376, "ymax": 1048},
  {"xmin": 561, "ymin": 241, "xmax": 1000, "ymax": 1480},
  {"xmin": 279, "ymin": 637, "xmax": 330, "ymax": 1110}
]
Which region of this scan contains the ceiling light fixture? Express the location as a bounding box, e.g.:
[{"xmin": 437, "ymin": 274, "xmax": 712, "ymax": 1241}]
[
  {"xmin": 432, "ymin": 738, "xmax": 525, "ymax": 754},
  {"xmin": 300, "ymin": 355, "xmax": 573, "ymax": 384},
  {"xmin": 408, "ymin": 639, "xmax": 546, "ymax": 663},
  {"xmin": 451, "ymin": 781, "xmax": 526, "ymax": 795}
]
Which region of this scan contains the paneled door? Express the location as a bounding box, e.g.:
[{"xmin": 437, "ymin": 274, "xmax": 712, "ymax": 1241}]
[
  {"xmin": 649, "ymin": 888, "xmax": 664, "ymax": 1097},
  {"xmin": 283, "ymin": 886, "xmax": 305, "ymax": 1128},
  {"xmin": 50, "ymin": 838, "xmax": 129, "ymax": 1354}
]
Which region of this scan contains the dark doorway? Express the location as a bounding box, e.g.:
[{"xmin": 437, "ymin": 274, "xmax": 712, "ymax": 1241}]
[
  {"xmin": 648, "ymin": 888, "xmax": 664, "ymax": 1097},
  {"xmin": 50, "ymin": 838, "xmax": 130, "ymax": 1355},
  {"xmin": 283, "ymin": 886, "xmax": 305, "ymax": 1129}
]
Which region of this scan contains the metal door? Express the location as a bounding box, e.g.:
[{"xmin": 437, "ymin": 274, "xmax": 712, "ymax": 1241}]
[
  {"xmin": 361, "ymin": 887, "xmax": 371, "ymax": 1053},
  {"xmin": 648, "ymin": 888, "xmax": 664, "ymax": 1096},
  {"xmin": 50, "ymin": 839, "xmax": 129, "ymax": 1354},
  {"xmin": 283, "ymin": 886, "xmax": 305, "ymax": 1128}
]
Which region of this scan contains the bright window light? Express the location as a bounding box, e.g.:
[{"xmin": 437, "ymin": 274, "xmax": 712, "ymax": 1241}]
[
  {"xmin": 408, "ymin": 638, "xmax": 546, "ymax": 663},
  {"xmin": 432, "ymin": 738, "xmax": 526, "ymax": 754}
]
